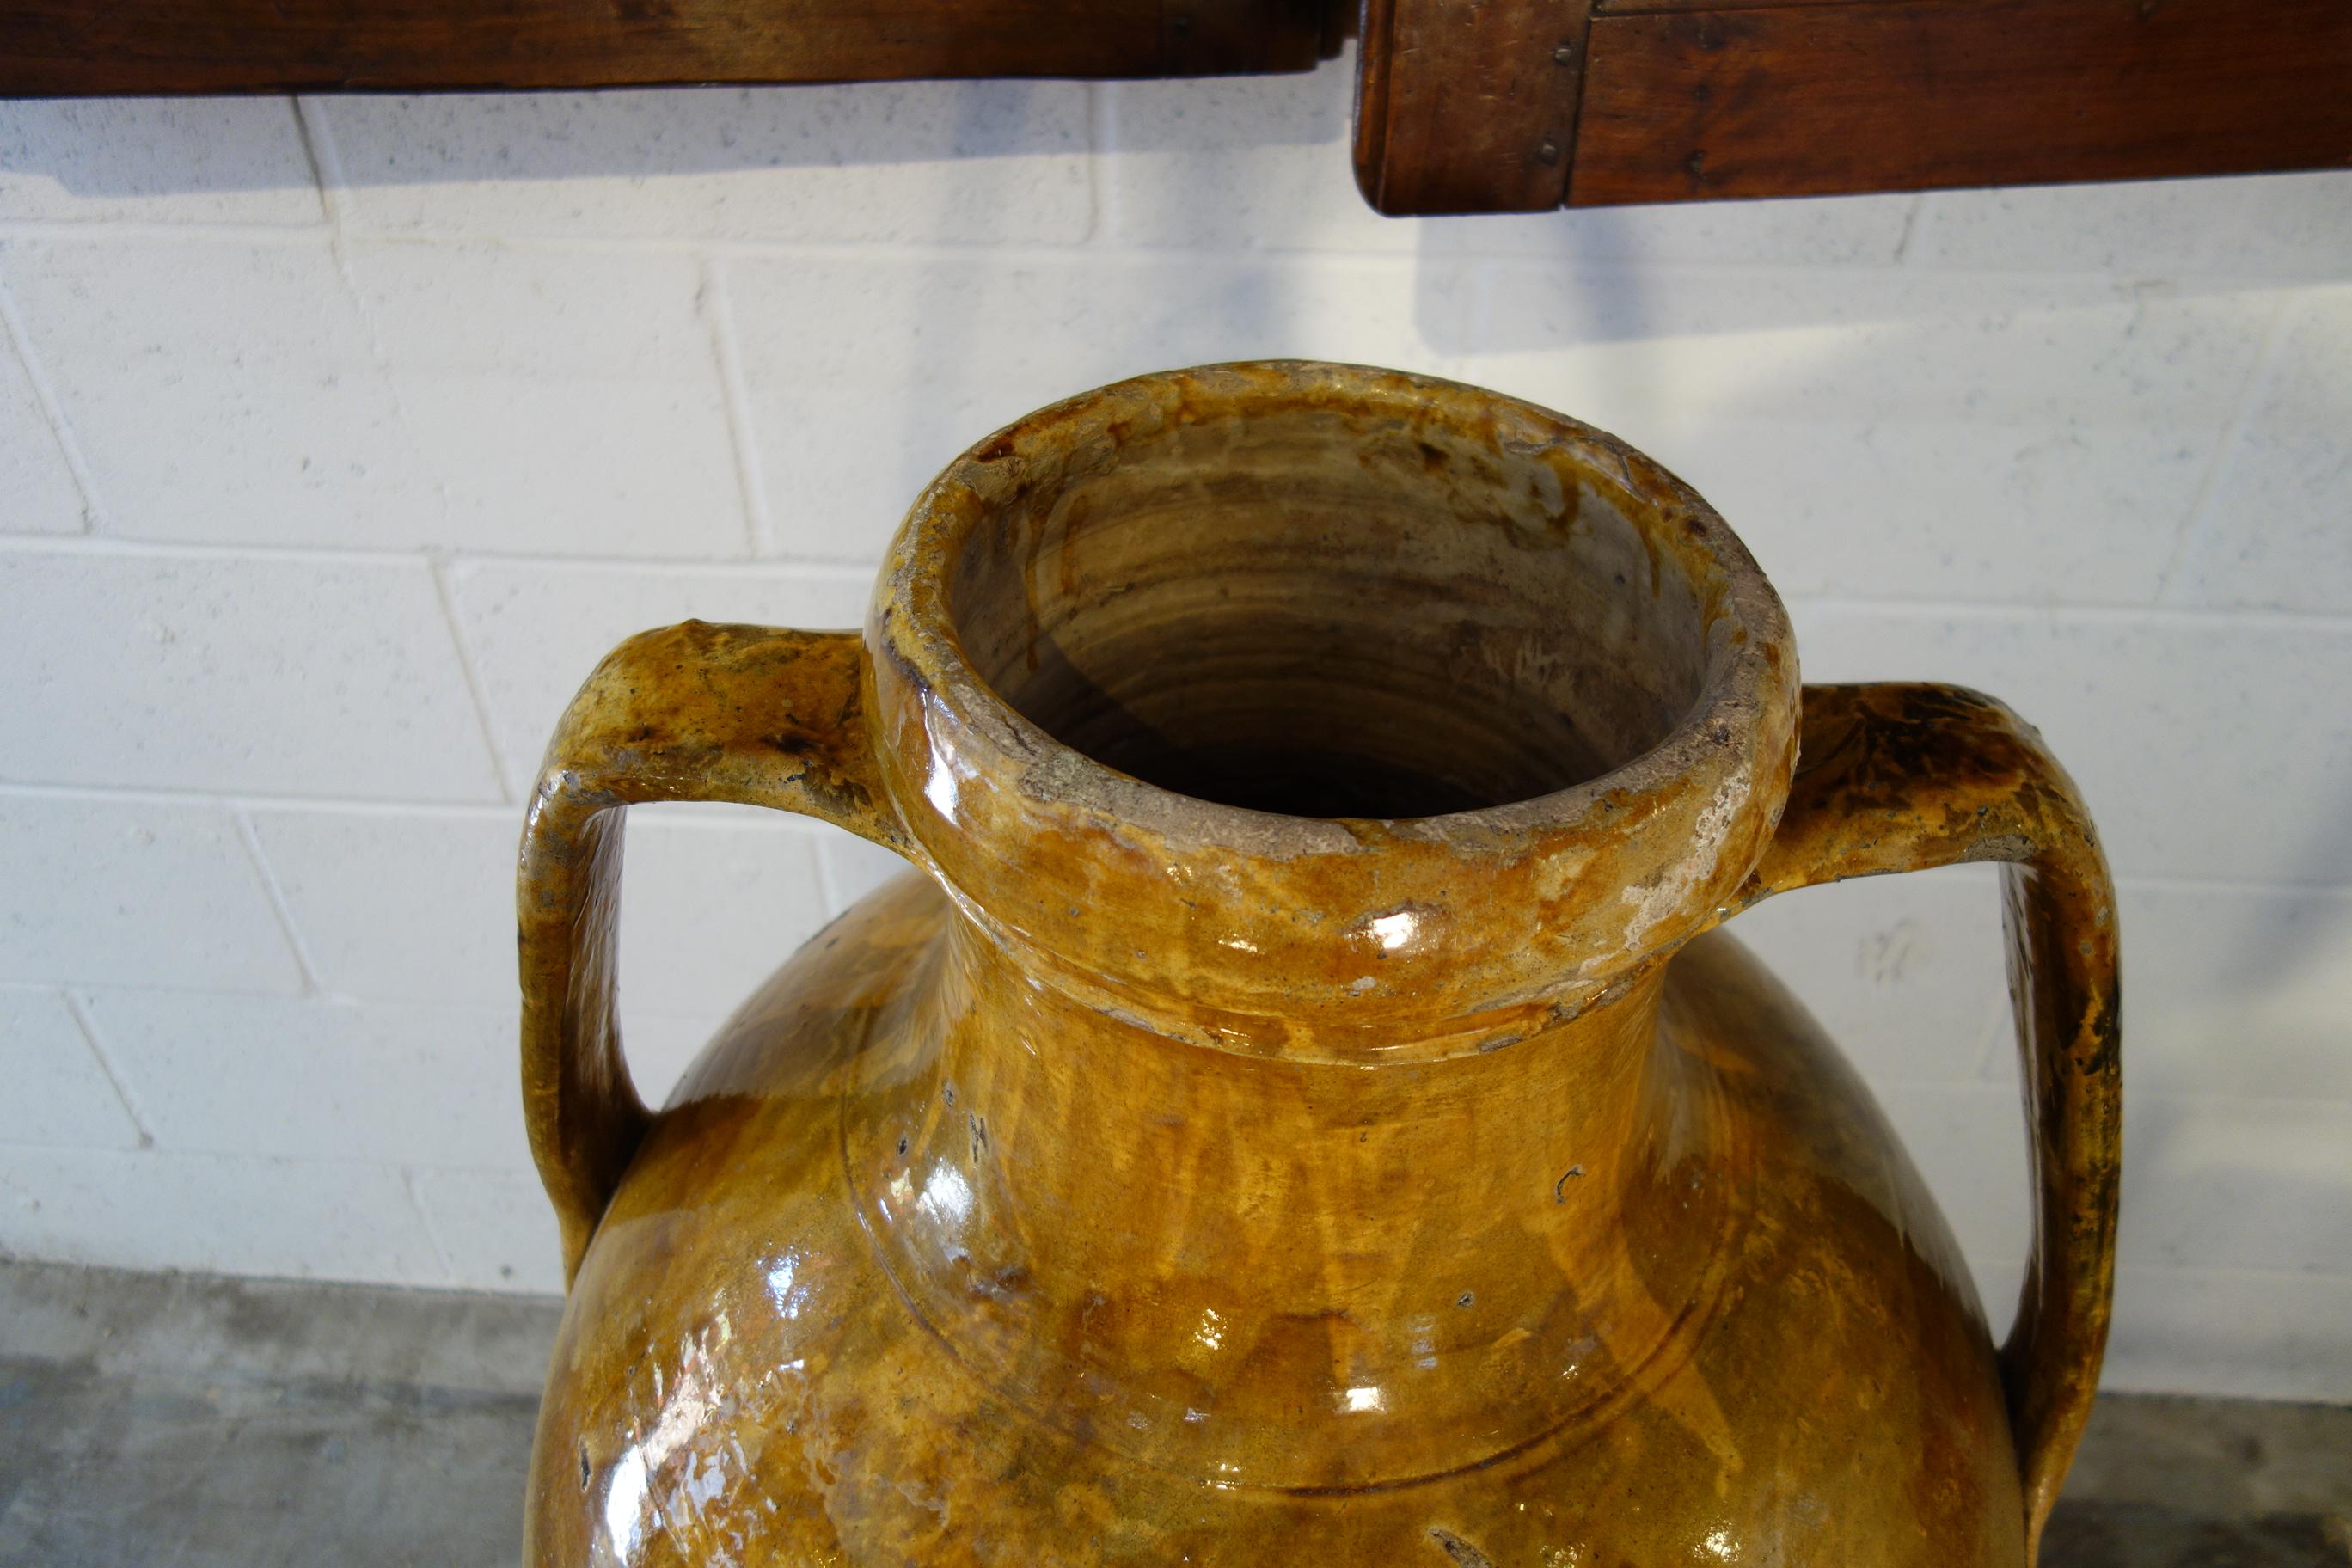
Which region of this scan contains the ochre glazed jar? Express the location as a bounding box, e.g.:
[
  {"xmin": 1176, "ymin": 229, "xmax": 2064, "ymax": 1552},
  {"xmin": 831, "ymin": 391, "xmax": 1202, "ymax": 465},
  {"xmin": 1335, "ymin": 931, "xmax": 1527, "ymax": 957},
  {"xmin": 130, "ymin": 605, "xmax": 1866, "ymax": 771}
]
[{"xmin": 517, "ymin": 363, "xmax": 2121, "ymax": 1566}]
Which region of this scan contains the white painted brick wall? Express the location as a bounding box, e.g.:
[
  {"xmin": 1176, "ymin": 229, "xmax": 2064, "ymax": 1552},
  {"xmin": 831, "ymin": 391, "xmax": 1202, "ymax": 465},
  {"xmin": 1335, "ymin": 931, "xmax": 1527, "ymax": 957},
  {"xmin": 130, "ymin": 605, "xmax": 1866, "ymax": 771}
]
[
  {"xmin": 0, "ymin": 548, "xmax": 501, "ymax": 797},
  {"xmin": 1, "ymin": 57, "xmax": 2346, "ymax": 1399},
  {"xmin": 0, "ymin": 989, "xmax": 144, "ymax": 1149}
]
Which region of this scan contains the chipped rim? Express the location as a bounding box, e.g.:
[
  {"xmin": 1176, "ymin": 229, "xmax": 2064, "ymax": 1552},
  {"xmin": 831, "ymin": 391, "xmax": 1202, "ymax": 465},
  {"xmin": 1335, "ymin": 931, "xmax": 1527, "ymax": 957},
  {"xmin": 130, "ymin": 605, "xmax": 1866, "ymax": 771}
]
[
  {"xmin": 861, "ymin": 361, "xmax": 1802, "ymax": 1047},
  {"xmin": 880, "ymin": 362, "xmax": 1791, "ymax": 849}
]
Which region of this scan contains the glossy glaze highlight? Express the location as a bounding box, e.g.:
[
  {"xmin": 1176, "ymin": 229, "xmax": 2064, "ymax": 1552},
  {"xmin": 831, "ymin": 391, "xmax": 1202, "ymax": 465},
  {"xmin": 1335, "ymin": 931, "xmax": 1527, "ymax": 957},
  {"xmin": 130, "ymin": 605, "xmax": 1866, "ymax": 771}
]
[{"xmin": 516, "ymin": 362, "xmax": 2120, "ymax": 1565}]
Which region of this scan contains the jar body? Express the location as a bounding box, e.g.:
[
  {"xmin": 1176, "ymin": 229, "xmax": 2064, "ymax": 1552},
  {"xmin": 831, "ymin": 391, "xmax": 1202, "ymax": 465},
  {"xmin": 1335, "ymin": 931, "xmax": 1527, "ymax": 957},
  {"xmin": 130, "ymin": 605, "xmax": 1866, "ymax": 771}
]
[{"xmin": 524, "ymin": 872, "xmax": 2024, "ymax": 1567}]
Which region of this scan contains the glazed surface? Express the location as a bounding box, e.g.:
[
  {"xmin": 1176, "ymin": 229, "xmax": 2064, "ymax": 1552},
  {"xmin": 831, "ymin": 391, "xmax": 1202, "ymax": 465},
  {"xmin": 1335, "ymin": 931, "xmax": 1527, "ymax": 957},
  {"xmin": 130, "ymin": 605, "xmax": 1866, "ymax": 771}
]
[
  {"xmin": 526, "ymin": 873, "xmax": 2023, "ymax": 1565},
  {"xmin": 515, "ymin": 364, "xmax": 2116, "ymax": 1566}
]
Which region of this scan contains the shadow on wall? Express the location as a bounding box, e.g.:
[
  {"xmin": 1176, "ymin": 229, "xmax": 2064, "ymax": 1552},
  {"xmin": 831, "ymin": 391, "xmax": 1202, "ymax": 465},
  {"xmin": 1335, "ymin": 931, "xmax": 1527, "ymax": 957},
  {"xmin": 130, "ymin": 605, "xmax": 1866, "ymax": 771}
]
[
  {"xmin": 1, "ymin": 81, "xmax": 1130, "ymax": 194},
  {"xmin": 5, "ymin": 49, "xmax": 2349, "ymax": 276}
]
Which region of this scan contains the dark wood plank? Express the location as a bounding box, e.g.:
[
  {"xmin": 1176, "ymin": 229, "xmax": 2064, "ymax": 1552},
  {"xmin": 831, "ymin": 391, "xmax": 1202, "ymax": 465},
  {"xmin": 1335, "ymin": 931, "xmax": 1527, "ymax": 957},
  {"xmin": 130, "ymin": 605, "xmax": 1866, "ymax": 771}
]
[
  {"xmin": 1593, "ymin": 0, "xmax": 1891, "ymax": 15},
  {"xmin": 0, "ymin": 0, "xmax": 1335, "ymax": 95},
  {"xmin": 1568, "ymin": 0, "xmax": 2352, "ymax": 205},
  {"xmin": 1353, "ymin": 0, "xmax": 1594, "ymax": 215}
]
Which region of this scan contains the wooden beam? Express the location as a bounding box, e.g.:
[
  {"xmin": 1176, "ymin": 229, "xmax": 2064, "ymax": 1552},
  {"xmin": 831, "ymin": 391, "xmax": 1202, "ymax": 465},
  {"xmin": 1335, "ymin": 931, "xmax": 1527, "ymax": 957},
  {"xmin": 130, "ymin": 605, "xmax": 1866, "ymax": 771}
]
[
  {"xmin": 0, "ymin": 0, "xmax": 2342, "ymax": 214},
  {"xmin": 0, "ymin": 0, "xmax": 1338, "ymax": 95},
  {"xmin": 1568, "ymin": 0, "xmax": 2352, "ymax": 205},
  {"xmin": 1352, "ymin": 0, "xmax": 1594, "ymax": 215}
]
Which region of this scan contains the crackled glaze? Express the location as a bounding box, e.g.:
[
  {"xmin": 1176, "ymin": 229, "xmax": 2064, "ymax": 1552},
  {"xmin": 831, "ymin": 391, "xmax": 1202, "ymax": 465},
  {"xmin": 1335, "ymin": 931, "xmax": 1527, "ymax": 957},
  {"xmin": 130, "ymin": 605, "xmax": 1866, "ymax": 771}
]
[{"xmin": 517, "ymin": 363, "xmax": 2120, "ymax": 1565}]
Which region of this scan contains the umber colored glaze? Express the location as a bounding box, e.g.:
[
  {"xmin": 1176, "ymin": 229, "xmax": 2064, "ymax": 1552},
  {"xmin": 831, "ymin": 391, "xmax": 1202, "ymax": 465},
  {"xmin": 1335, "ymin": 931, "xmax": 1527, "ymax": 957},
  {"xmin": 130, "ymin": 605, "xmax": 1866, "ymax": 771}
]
[{"xmin": 517, "ymin": 363, "xmax": 2120, "ymax": 1565}]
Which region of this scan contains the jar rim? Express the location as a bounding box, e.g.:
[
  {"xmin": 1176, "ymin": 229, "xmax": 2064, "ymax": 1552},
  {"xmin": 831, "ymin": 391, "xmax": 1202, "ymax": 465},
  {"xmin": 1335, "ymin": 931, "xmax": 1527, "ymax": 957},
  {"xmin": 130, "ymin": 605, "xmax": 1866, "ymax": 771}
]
[{"xmin": 862, "ymin": 361, "xmax": 1802, "ymax": 1057}]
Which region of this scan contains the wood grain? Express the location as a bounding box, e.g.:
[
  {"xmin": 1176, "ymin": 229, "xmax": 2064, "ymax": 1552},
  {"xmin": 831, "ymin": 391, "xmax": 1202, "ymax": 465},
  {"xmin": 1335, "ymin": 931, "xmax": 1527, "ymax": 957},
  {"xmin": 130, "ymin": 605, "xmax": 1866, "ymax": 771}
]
[
  {"xmin": 0, "ymin": 0, "xmax": 2340, "ymax": 210},
  {"xmin": 1569, "ymin": 0, "xmax": 2352, "ymax": 205},
  {"xmin": 1353, "ymin": 0, "xmax": 1595, "ymax": 215},
  {"xmin": 0, "ymin": 0, "xmax": 1336, "ymax": 95}
]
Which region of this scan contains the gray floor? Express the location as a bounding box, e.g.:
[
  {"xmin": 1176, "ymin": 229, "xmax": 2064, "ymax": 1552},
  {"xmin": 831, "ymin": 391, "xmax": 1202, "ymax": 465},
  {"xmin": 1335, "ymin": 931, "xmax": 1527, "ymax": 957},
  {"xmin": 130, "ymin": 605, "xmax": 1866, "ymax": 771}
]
[{"xmin": 2, "ymin": 1261, "xmax": 2346, "ymax": 1567}]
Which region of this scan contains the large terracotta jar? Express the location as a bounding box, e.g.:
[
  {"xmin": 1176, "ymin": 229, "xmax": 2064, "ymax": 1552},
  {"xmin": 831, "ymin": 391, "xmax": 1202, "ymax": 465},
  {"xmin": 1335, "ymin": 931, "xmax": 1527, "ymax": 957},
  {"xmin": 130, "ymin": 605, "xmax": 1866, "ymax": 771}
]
[{"xmin": 518, "ymin": 363, "xmax": 2120, "ymax": 1566}]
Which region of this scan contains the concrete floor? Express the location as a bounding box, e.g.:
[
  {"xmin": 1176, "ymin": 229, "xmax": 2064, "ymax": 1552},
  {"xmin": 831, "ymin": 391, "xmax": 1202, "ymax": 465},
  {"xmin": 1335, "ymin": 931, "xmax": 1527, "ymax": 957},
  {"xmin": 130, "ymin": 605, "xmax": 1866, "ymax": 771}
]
[{"xmin": 2, "ymin": 1261, "xmax": 2346, "ymax": 1567}]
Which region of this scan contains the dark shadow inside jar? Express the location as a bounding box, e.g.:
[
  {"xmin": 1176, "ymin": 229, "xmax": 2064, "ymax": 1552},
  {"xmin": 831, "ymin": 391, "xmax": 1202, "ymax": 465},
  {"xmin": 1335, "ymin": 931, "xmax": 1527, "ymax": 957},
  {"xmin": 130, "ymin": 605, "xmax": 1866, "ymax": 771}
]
[{"xmin": 947, "ymin": 404, "xmax": 1718, "ymax": 819}]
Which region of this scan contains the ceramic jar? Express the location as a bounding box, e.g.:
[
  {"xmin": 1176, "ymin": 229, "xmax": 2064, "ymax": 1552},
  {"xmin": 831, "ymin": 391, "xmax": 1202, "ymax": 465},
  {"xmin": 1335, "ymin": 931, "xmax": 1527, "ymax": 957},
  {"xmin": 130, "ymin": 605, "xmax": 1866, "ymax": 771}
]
[{"xmin": 517, "ymin": 362, "xmax": 2120, "ymax": 1565}]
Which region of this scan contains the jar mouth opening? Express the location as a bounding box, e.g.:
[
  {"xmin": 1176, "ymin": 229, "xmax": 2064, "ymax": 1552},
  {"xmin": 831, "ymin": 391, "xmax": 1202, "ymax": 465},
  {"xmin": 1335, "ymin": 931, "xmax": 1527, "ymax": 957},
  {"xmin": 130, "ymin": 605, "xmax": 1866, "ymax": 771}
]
[
  {"xmin": 866, "ymin": 363, "xmax": 1799, "ymax": 1051},
  {"xmin": 882, "ymin": 362, "xmax": 1786, "ymax": 848}
]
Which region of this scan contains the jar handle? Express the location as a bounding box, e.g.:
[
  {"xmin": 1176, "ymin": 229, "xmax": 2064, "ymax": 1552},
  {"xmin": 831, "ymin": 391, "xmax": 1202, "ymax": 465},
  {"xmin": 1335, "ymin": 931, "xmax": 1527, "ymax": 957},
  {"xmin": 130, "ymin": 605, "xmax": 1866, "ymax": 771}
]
[
  {"xmin": 516, "ymin": 621, "xmax": 911, "ymax": 1286},
  {"xmin": 1736, "ymin": 682, "xmax": 2121, "ymax": 1565}
]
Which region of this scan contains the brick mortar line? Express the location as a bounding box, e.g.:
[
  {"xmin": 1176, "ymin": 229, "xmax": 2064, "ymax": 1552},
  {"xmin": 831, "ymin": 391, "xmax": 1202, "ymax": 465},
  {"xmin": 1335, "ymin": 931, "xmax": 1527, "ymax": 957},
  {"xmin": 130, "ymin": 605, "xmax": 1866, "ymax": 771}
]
[
  {"xmin": 1775, "ymin": 595, "xmax": 2352, "ymax": 633},
  {"xmin": 286, "ymin": 95, "xmax": 346, "ymax": 227},
  {"xmin": 0, "ymin": 1134, "xmax": 539, "ymax": 1178},
  {"xmin": 0, "ymin": 213, "xmax": 2343, "ymax": 292},
  {"xmin": 57, "ymin": 989, "xmax": 158, "ymax": 1149},
  {"xmin": 2, "ymin": 536, "xmax": 2344, "ymax": 628},
  {"xmin": 701, "ymin": 254, "xmax": 780, "ymax": 556},
  {"xmin": 1885, "ymin": 193, "xmax": 1925, "ymax": 266},
  {"xmin": 2152, "ymin": 291, "xmax": 2294, "ymax": 605},
  {"xmin": 231, "ymin": 811, "xmax": 332, "ymax": 995},
  {"xmin": 0, "ymin": 531, "xmax": 877, "ymax": 577},
  {"xmin": 0, "ymin": 266, "xmax": 111, "ymax": 533},
  {"xmin": 427, "ymin": 556, "xmax": 519, "ymax": 806},
  {"xmin": 1, "ymin": 977, "xmax": 731, "ymax": 1026},
  {"xmin": 0, "ymin": 778, "xmax": 847, "ymax": 826},
  {"xmin": 395, "ymin": 1166, "xmax": 465, "ymax": 1287}
]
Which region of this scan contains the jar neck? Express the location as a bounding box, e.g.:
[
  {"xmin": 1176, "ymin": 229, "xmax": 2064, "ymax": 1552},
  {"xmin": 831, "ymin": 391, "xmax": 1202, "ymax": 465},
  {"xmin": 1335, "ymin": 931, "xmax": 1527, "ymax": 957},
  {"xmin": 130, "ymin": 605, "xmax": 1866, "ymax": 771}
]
[
  {"xmin": 842, "ymin": 911, "xmax": 1734, "ymax": 1491},
  {"xmin": 865, "ymin": 363, "xmax": 1802, "ymax": 1054}
]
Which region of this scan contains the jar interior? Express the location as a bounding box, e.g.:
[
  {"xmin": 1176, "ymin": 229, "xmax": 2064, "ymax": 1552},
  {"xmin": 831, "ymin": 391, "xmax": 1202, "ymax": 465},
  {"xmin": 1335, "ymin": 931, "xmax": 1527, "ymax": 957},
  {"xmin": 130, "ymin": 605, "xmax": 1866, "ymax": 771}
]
[{"xmin": 947, "ymin": 403, "xmax": 1716, "ymax": 819}]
